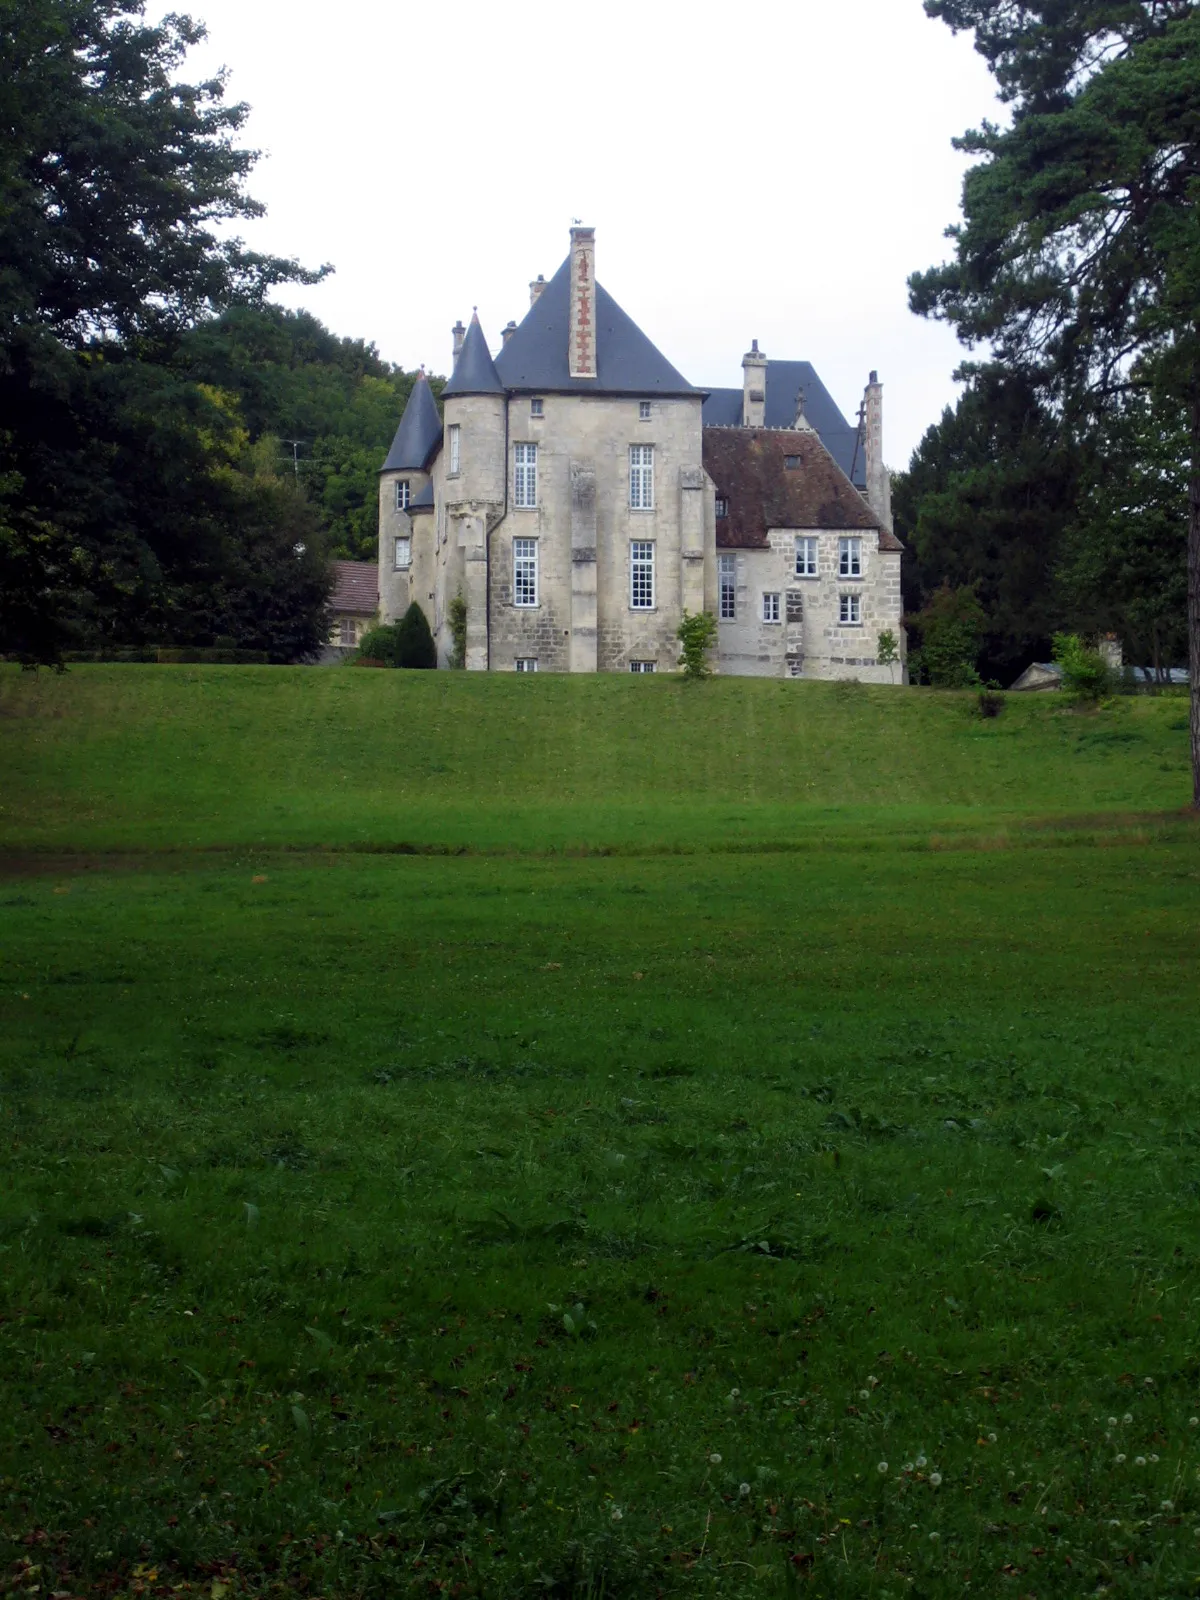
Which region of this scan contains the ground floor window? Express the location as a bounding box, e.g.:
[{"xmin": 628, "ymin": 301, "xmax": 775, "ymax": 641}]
[
  {"xmin": 762, "ymin": 592, "xmax": 781, "ymax": 624},
  {"xmin": 788, "ymin": 660, "xmax": 804, "ymax": 678},
  {"xmin": 718, "ymin": 554, "xmax": 736, "ymax": 620},
  {"xmin": 840, "ymin": 593, "xmax": 862, "ymax": 626},
  {"xmin": 629, "ymin": 660, "xmax": 656, "ymax": 674},
  {"xmin": 515, "ymin": 658, "xmax": 538, "ymax": 673},
  {"xmin": 338, "ymin": 618, "xmax": 359, "ymax": 647}
]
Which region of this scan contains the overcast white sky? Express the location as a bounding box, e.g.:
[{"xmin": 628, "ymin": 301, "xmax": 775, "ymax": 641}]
[{"xmin": 182, "ymin": 0, "xmax": 1001, "ymax": 467}]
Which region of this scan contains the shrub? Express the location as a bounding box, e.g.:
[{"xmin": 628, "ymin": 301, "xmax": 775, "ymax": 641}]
[
  {"xmin": 1052, "ymin": 632, "xmax": 1115, "ymax": 703},
  {"xmin": 977, "ymin": 689, "xmax": 1005, "ymax": 719},
  {"xmin": 448, "ymin": 591, "xmax": 467, "ymax": 670},
  {"xmin": 876, "ymin": 628, "xmax": 900, "ymax": 683},
  {"xmin": 356, "ymin": 625, "xmax": 400, "ymax": 666},
  {"xmin": 676, "ymin": 610, "xmax": 718, "ymax": 680},
  {"xmin": 395, "ymin": 602, "xmax": 437, "ymax": 669},
  {"xmin": 909, "ymin": 584, "xmax": 984, "ymax": 688}
]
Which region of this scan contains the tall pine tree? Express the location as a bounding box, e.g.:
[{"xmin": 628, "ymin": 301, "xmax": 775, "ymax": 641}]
[{"xmin": 911, "ymin": 1, "xmax": 1200, "ymax": 800}]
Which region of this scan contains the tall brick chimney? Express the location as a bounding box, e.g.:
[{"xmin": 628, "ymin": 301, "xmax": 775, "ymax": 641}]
[
  {"xmin": 568, "ymin": 226, "xmax": 597, "ymax": 380},
  {"xmin": 742, "ymin": 340, "xmax": 766, "ymax": 428},
  {"xmin": 863, "ymin": 370, "xmax": 893, "ymax": 532},
  {"xmin": 529, "ymin": 274, "xmax": 547, "ymax": 309}
]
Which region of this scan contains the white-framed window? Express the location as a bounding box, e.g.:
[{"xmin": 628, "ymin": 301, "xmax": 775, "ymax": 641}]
[
  {"xmin": 515, "ymin": 658, "xmax": 538, "ymax": 673},
  {"xmin": 715, "ymin": 495, "xmax": 729, "ymax": 519},
  {"xmin": 638, "ymin": 401, "xmax": 652, "ymax": 421},
  {"xmin": 839, "ymin": 537, "xmax": 863, "ymax": 578},
  {"xmin": 629, "ymin": 660, "xmax": 656, "ymax": 674},
  {"xmin": 395, "ymin": 480, "xmax": 410, "ymax": 511},
  {"xmin": 795, "ymin": 535, "xmax": 818, "ymax": 577},
  {"xmin": 630, "ymin": 540, "xmax": 655, "ymax": 609},
  {"xmin": 514, "ymin": 442, "xmax": 537, "ymax": 508},
  {"xmin": 840, "ymin": 592, "xmax": 862, "ymax": 626},
  {"xmin": 338, "ymin": 618, "xmax": 358, "ymax": 647},
  {"xmin": 718, "ymin": 553, "xmax": 736, "ymax": 621},
  {"xmin": 394, "ymin": 535, "xmax": 411, "ymax": 570},
  {"xmin": 448, "ymin": 424, "xmax": 461, "ymax": 476},
  {"xmin": 530, "ymin": 397, "xmax": 544, "ymax": 417},
  {"xmin": 762, "ymin": 592, "xmax": 781, "ymax": 624},
  {"xmin": 630, "ymin": 444, "xmax": 654, "ymax": 510},
  {"xmin": 513, "ymin": 537, "xmax": 538, "ymax": 607}
]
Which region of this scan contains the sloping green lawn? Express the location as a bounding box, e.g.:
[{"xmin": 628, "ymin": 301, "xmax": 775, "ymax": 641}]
[{"xmin": 2, "ymin": 669, "xmax": 1199, "ymax": 1597}]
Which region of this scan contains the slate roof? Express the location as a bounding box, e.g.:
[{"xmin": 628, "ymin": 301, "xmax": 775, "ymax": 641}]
[
  {"xmin": 330, "ymin": 560, "xmax": 378, "ymax": 615},
  {"xmin": 442, "ymin": 313, "xmax": 504, "ymax": 397},
  {"xmin": 704, "ymin": 427, "xmax": 903, "ymax": 552},
  {"xmin": 703, "ymin": 362, "xmax": 865, "ymax": 486},
  {"xmin": 494, "ymin": 256, "xmax": 696, "ymax": 397},
  {"xmin": 381, "ymin": 373, "xmax": 442, "ymax": 472},
  {"xmin": 409, "ymin": 482, "xmax": 435, "ymax": 510}
]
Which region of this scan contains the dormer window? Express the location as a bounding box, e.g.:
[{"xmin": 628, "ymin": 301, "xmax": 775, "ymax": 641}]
[
  {"xmin": 715, "ymin": 495, "xmax": 729, "ymax": 519},
  {"xmin": 784, "ymin": 455, "xmax": 802, "ymax": 470},
  {"xmin": 639, "ymin": 401, "xmax": 652, "ymax": 421},
  {"xmin": 530, "ymin": 397, "xmax": 544, "ymax": 417},
  {"xmin": 395, "ymin": 480, "xmax": 410, "ymax": 511}
]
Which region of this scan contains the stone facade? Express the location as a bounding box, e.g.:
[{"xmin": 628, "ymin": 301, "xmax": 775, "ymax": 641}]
[{"xmin": 377, "ymin": 226, "xmax": 904, "ymax": 680}]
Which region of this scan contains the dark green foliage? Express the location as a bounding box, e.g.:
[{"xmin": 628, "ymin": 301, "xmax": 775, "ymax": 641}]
[
  {"xmin": 356, "ymin": 623, "xmax": 401, "ymax": 665},
  {"xmin": 0, "ymin": 0, "xmax": 334, "ymax": 663},
  {"xmin": 907, "ymin": 583, "xmax": 986, "ymax": 687},
  {"xmin": 448, "ymin": 590, "xmax": 468, "ymax": 669},
  {"xmin": 675, "ymin": 609, "xmax": 718, "ymax": 679},
  {"xmin": 913, "ymin": 0, "xmax": 1200, "ymax": 800},
  {"xmin": 977, "ymin": 688, "xmax": 1005, "ymax": 718},
  {"xmin": 395, "ymin": 601, "xmax": 437, "ymax": 669},
  {"xmin": 892, "ymin": 369, "xmax": 1079, "ymax": 681}
]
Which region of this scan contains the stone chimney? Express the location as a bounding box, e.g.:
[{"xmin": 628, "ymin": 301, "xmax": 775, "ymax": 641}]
[
  {"xmin": 529, "ymin": 274, "xmax": 546, "ymax": 308},
  {"xmin": 742, "ymin": 340, "xmax": 767, "ymax": 428},
  {"xmin": 794, "ymin": 385, "xmax": 816, "ymax": 433},
  {"xmin": 452, "ymin": 320, "xmax": 466, "ymax": 363},
  {"xmin": 568, "ymin": 226, "xmax": 597, "ymax": 380},
  {"xmin": 501, "ymin": 320, "xmax": 518, "ymax": 346},
  {"xmin": 863, "ymin": 370, "xmax": 893, "ymax": 532}
]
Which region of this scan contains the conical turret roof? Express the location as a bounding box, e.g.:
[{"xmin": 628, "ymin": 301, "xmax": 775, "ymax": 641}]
[
  {"xmin": 381, "ymin": 372, "xmax": 442, "ymax": 472},
  {"xmin": 442, "ymin": 312, "xmax": 504, "ymax": 398}
]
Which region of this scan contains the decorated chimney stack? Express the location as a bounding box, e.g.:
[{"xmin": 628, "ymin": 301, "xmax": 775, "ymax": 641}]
[
  {"xmin": 863, "ymin": 371, "xmax": 893, "ymax": 532},
  {"xmin": 568, "ymin": 225, "xmax": 597, "ymax": 380},
  {"xmin": 742, "ymin": 340, "xmax": 767, "ymax": 427}
]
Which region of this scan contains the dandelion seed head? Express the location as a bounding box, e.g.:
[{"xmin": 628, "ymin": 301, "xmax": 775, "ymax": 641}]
[
  {"xmin": 860, "ymin": 1389, "xmax": 870, "ymax": 1400},
  {"xmin": 709, "ymin": 1452, "xmax": 722, "ymax": 1465},
  {"xmin": 1123, "ymin": 1413, "xmax": 1133, "ymax": 1425},
  {"xmin": 878, "ymin": 1461, "xmax": 889, "ymax": 1475},
  {"xmin": 902, "ymin": 1462, "xmax": 914, "ymax": 1473},
  {"xmin": 916, "ymin": 1455, "xmax": 927, "ymax": 1469},
  {"xmin": 1149, "ymin": 1452, "xmax": 1159, "ymax": 1463},
  {"xmin": 1144, "ymin": 1377, "xmax": 1154, "ymax": 1387},
  {"xmin": 1108, "ymin": 1417, "xmax": 1118, "ymax": 1427},
  {"xmin": 987, "ymin": 1432, "xmax": 997, "ymax": 1443},
  {"xmin": 739, "ymin": 1482, "xmax": 751, "ymax": 1497},
  {"xmin": 929, "ymin": 1473, "xmax": 943, "ymax": 1488},
  {"xmin": 1190, "ymin": 1418, "xmax": 1199, "ymax": 1428},
  {"xmin": 1135, "ymin": 1456, "xmax": 1147, "ymax": 1468},
  {"xmin": 611, "ymin": 1507, "xmax": 623, "ymax": 1521},
  {"xmin": 1161, "ymin": 1500, "xmax": 1174, "ymax": 1512},
  {"xmin": 928, "ymin": 1531, "xmax": 940, "ymax": 1541},
  {"xmin": 1116, "ymin": 1454, "xmax": 1126, "ymax": 1463}
]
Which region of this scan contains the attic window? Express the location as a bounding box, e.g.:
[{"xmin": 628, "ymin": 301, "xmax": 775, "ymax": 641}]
[
  {"xmin": 784, "ymin": 455, "xmax": 802, "ymax": 470},
  {"xmin": 715, "ymin": 496, "xmax": 729, "ymax": 519},
  {"xmin": 639, "ymin": 401, "xmax": 652, "ymax": 421},
  {"xmin": 530, "ymin": 397, "xmax": 544, "ymax": 417}
]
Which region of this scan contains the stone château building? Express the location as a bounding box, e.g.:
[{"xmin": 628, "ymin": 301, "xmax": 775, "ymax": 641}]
[{"xmin": 377, "ymin": 226, "xmax": 904, "ymax": 679}]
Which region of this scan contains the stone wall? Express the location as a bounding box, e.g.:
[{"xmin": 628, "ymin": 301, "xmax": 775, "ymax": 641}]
[{"xmin": 716, "ymin": 528, "xmax": 904, "ymax": 682}]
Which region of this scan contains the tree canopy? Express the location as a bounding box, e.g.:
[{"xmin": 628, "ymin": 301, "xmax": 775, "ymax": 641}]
[{"xmin": 913, "ymin": 0, "xmax": 1200, "ymax": 799}]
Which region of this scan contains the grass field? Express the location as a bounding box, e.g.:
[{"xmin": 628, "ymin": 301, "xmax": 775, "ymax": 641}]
[{"xmin": 3, "ymin": 667, "xmax": 1200, "ymax": 1598}]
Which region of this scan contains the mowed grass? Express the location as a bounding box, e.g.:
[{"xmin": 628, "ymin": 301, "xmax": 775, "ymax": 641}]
[
  {"xmin": 2, "ymin": 668, "xmax": 1200, "ymax": 1598},
  {"xmin": 0, "ymin": 665, "xmax": 1194, "ymax": 851}
]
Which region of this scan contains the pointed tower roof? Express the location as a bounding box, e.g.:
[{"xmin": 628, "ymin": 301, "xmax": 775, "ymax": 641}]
[
  {"xmin": 441, "ymin": 312, "xmax": 504, "ymax": 398},
  {"xmin": 494, "ymin": 256, "xmax": 695, "ymax": 396},
  {"xmin": 381, "ymin": 372, "xmax": 442, "ymax": 473}
]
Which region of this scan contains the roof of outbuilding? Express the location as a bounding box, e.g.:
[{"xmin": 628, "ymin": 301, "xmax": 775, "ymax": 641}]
[
  {"xmin": 442, "ymin": 312, "xmax": 505, "ymax": 397},
  {"xmin": 330, "ymin": 560, "xmax": 378, "ymax": 615},
  {"xmin": 704, "ymin": 427, "xmax": 902, "ymax": 551},
  {"xmin": 703, "ymin": 362, "xmax": 865, "ymax": 486},
  {"xmin": 494, "ymin": 255, "xmax": 696, "ymax": 397},
  {"xmin": 381, "ymin": 373, "xmax": 442, "ymax": 472}
]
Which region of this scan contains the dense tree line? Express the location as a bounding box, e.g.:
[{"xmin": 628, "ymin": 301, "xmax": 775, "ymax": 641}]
[
  {"xmin": 908, "ymin": 0, "xmax": 1200, "ymax": 800},
  {"xmin": 0, "ymin": 0, "xmax": 425, "ymax": 665}
]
